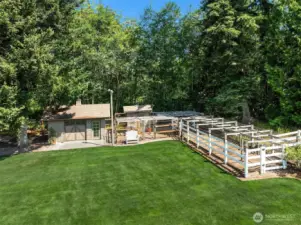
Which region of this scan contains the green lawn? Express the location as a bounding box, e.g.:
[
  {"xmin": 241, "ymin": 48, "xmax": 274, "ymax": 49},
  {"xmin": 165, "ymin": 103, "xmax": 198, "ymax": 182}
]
[{"xmin": 0, "ymin": 141, "xmax": 301, "ymax": 225}]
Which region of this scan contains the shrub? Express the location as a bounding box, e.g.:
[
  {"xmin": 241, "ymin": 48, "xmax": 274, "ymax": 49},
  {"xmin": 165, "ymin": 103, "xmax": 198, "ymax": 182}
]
[
  {"xmin": 285, "ymin": 146, "xmax": 301, "ymax": 169},
  {"xmin": 48, "ymin": 128, "xmax": 57, "ymax": 145}
]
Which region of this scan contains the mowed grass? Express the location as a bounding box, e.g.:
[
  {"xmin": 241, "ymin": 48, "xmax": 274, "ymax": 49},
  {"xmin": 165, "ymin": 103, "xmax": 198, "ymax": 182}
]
[{"xmin": 0, "ymin": 141, "xmax": 301, "ymax": 225}]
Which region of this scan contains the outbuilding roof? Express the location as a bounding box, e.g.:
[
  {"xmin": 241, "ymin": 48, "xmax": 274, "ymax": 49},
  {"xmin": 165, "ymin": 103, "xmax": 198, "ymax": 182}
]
[
  {"xmin": 45, "ymin": 104, "xmax": 110, "ymax": 121},
  {"xmin": 123, "ymin": 105, "xmax": 152, "ymax": 113}
]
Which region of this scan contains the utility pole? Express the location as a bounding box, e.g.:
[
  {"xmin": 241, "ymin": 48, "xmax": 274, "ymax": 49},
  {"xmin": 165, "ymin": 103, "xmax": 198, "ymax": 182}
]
[{"xmin": 108, "ymin": 89, "xmax": 115, "ymax": 146}]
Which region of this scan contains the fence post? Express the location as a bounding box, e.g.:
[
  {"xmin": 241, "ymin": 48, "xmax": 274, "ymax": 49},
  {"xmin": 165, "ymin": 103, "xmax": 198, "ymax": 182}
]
[
  {"xmin": 244, "ymin": 145, "xmax": 248, "ymax": 178},
  {"xmin": 270, "ymin": 130, "xmax": 275, "ymax": 154},
  {"xmin": 224, "ymin": 134, "xmax": 228, "ymax": 164},
  {"xmin": 179, "ymin": 119, "xmax": 182, "ymax": 139},
  {"xmin": 241, "ymin": 138, "xmax": 244, "ymax": 161},
  {"xmin": 209, "ymin": 129, "xmax": 212, "ymax": 155},
  {"xmin": 187, "ymin": 121, "xmax": 190, "ymax": 143},
  {"xmin": 199, "ymin": 126, "xmax": 202, "ymax": 147},
  {"xmin": 282, "ymin": 144, "xmax": 287, "ymax": 169},
  {"xmin": 153, "ymin": 120, "xmax": 157, "ymax": 139},
  {"xmin": 297, "ymin": 130, "xmax": 301, "ymax": 143},
  {"xmin": 260, "ymin": 146, "xmax": 266, "ymax": 174},
  {"xmin": 251, "ymin": 132, "xmax": 254, "ymax": 148},
  {"xmin": 197, "ymin": 127, "xmax": 200, "ymax": 149}
]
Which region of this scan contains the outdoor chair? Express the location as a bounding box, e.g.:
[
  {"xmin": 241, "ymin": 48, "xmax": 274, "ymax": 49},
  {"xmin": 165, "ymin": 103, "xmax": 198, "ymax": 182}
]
[{"xmin": 126, "ymin": 130, "xmax": 139, "ymax": 144}]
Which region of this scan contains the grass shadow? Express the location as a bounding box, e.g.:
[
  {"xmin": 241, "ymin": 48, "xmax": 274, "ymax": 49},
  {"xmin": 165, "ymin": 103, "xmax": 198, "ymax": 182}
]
[
  {"xmin": 180, "ymin": 139, "xmax": 244, "ymax": 178},
  {"xmin": 0, "ymin": 156, "xmax": 10, "ymax": 161}
]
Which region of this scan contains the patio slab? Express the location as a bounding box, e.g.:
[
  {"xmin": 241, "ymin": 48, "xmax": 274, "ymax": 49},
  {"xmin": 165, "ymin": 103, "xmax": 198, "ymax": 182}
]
[
  {"xmin": 32, "ymin": 137, "xmax": 176, "ymax": 152},
  {"xmin": 33, "ymin": 140, "xmax": 107, "ymax": 152}
]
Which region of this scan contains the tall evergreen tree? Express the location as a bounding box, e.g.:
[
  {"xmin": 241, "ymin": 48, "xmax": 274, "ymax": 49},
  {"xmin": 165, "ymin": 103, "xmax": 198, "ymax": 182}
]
[
  {"xmin": 1, "ymin": 0, "xmax": 301, "ymax": 136},
  {"xmin": 265, "ymin": 0, "xmax": 301, "ymax": 126},
  {"xmin": 0, "ymin": 0, "xmax": 82, "ymax": 133},
  {"xmin": 135, "ymin": 3, "xmax": 192, "ymax": 110},
  {"xmin": 198, "ymin": 0, "xmax": 260, "ymax": 120}
]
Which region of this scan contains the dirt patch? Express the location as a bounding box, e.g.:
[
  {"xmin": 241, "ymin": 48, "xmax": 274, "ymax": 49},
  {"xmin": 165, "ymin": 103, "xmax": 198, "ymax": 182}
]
[
  {"xmin": 240, "ymin": 166, "xmax": 301, "ymax": 181},
  {"xmin": 181, "ymin": 138, "xmax": 301, "ymax": 182}
]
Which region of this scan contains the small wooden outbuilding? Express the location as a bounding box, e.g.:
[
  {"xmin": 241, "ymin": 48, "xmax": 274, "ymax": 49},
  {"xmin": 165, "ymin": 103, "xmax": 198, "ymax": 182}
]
[{"xmin": 44, "ymin": 100, "xmax": 110, "ymax": 143}]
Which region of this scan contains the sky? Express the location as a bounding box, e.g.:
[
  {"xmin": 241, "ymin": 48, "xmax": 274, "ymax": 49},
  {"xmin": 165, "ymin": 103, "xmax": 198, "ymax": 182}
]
[{"xmin": 91, "ymin": 0, "xmax": 201, "ymax": 20}]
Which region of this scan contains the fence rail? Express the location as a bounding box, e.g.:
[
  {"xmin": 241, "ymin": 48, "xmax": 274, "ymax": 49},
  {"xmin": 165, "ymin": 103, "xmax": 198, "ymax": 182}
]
[{"xmin": 179, "ymin": 116, "xmax": 301, "ymax": 178}]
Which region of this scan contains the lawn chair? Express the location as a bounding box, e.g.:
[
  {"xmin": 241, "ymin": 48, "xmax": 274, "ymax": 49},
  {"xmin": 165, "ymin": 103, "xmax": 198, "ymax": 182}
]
[{"xmin": 126, "ymin": 130, "xmax": 139, "ymax": 144}]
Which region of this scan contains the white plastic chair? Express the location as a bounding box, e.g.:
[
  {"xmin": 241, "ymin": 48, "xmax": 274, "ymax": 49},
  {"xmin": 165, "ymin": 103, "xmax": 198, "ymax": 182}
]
[{"xmin": 126, "ymin": 130, "xmax": 139, "ymax": 144}]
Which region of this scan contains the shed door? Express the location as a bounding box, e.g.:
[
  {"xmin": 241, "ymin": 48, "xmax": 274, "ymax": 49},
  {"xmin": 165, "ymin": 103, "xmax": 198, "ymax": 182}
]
[
  {"xmin": 65, "ymin": 125, "xmax": 76, "ymax": 141},
  {"xmin": 64, "ymin": 120, "xmax": 86, "ymax": 141}
]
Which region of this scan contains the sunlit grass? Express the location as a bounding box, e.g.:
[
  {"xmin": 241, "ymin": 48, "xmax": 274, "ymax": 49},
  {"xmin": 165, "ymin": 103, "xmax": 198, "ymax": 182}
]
[{"xmin": 0, "ymin": 141, "xmax": 300, "ymax": 225}]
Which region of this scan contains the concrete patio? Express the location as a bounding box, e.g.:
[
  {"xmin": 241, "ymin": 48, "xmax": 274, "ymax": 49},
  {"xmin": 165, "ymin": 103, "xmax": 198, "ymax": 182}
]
[
  {"xmin": 33, "ymin": 140, "xmax": 107, "ymax": 152},
  {"xmin": 32, "ymin": 137, "xmax": 175, "ymax": 152}
]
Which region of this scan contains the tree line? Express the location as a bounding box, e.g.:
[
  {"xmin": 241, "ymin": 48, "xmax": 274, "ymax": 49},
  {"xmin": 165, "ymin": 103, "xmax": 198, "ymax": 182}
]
[{"xmin": 1, "ymin": 0, "xmax": 301, "ymax": 135}]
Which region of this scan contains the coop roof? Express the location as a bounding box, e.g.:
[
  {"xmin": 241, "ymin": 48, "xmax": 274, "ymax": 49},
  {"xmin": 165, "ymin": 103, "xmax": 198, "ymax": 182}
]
[
  {"xmin": 115, "ymin": 111, "xmax": 203, "ymax": 123},
  {"xmin": 116, "ymin": 115, "xmax": 176, "ymax": 123},
  {"xmin": 154, "ymin": 111, "xmax": 202, "ymax": 117},
  {"xmin": 123, "ymin": 105, "xmax": 152, "ymax": 113}
]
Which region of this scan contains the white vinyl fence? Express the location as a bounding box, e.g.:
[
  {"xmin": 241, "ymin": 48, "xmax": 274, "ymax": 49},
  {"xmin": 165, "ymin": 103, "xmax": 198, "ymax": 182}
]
[{"xmin": 179, "ymin": 116, "xmax": 301, "ymax": 178}]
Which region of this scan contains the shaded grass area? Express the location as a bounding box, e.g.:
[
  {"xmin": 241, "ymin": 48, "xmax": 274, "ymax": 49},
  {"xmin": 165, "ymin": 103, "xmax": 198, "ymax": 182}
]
[{"xmin": 0, "ymin": 141, "xmax": 301, "ymax": 225}]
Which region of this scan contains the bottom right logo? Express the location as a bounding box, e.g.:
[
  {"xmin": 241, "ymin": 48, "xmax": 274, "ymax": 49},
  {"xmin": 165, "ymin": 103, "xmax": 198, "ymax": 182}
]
[{"xmin": 253, "ymin": 212, "xmax": 264, "ymax": 223}]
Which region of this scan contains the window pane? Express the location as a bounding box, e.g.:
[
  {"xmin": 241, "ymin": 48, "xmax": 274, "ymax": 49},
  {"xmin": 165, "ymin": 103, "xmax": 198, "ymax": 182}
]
[
  {"xmin": 64, "ymin": 120, "xmax": 74, "ymax": 126},
  {"xmin": 93, "ymin": 122, "xmax": 100, "ymax": 137},
  {"xmin": 76, "ymin": 120, "xmax": 85, "ymax": 125}
]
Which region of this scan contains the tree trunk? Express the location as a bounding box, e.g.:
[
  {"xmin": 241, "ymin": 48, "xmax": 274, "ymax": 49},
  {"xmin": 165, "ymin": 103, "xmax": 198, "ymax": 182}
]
[{"xmin": 242, "ymin": 101, "xmax": 251, "ymax": 124}]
